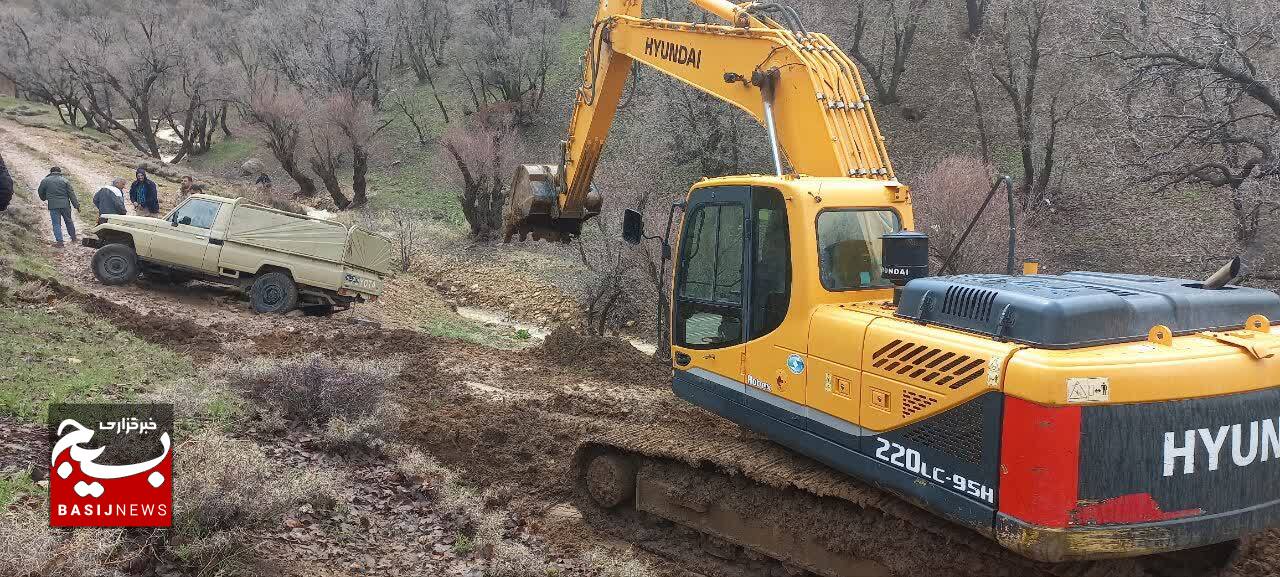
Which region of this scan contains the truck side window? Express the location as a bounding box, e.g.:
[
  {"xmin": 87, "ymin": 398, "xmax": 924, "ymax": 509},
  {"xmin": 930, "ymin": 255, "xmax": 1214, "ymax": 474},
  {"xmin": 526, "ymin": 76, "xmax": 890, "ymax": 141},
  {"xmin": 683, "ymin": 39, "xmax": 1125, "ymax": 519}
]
[
  {"xmin": 172, "ymin": 199, "xmax": 222, "ymax": 230},
  {"xmin": 676, "ymin": 203, "xmax": 744, "ymax": 348},
  {"xmin": 750, "ymin": 187, "xmax": 789, "ymax": 339}
]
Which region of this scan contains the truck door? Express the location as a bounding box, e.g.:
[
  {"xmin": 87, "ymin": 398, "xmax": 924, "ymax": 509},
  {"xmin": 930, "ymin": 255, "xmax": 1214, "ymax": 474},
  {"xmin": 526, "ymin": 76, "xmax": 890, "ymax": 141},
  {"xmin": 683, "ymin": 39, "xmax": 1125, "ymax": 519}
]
[{"xmin": 152, "ymin": 198, "xmax": 224, "ymax": 274}]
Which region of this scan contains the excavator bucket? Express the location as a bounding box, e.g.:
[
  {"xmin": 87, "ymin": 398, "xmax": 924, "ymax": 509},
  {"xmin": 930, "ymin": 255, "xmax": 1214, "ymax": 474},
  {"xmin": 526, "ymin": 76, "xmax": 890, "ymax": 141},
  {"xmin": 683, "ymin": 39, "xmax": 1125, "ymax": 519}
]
[{"xmin": 504, "ymin": 164, "xmax": 602, "ymax": 243}]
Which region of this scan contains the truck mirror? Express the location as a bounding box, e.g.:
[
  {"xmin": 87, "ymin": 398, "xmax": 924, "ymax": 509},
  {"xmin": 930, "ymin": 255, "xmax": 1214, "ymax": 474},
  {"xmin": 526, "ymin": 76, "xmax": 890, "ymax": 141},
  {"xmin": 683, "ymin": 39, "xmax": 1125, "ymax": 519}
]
[
  {"xmin": 179, "ymin": 216, "xmax": 192, "ymax": 226},
  {"xmin": 622, "ymin": 209, "xmax": 644, "ymax": 245}
]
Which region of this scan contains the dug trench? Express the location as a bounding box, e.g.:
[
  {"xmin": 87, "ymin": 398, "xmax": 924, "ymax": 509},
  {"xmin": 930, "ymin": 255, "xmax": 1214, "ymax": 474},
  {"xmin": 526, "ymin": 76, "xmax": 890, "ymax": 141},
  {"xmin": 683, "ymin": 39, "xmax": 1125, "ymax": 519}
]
[{"xmin": 249, "ymin": 321, "xmax": 1280, "ymax": 577}]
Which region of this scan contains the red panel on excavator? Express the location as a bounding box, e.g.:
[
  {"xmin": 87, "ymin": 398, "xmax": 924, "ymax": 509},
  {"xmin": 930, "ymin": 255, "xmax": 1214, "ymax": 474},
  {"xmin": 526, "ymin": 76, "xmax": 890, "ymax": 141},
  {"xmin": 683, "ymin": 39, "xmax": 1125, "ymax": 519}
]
[{"xmin": 997, "ymin": 397, "xmax": 1081, "ymax": 528}]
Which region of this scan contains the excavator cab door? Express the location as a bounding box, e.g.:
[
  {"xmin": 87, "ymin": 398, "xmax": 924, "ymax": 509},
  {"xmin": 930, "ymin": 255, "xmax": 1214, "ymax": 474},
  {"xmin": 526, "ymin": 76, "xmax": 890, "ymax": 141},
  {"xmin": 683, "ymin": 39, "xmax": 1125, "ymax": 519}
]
[
  {"xmin": 672, "ymin": 184, "xmax": 794, "ymax": 394},
  {"xmin": 672, "ymin": 186, "xmax": 750, "ymax": 379}
]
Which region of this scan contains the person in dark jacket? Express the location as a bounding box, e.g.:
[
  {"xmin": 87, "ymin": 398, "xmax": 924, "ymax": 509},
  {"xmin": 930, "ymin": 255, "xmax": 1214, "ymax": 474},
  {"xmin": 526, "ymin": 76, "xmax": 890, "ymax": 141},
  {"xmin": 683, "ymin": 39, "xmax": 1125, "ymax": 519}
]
[
  {"xmin": 38, "ymin": 166, "xmax": 79, "ymax": 247},
  {"xmin": 129, "ymin": 167, "xmax": 160, "ymax": 214},
  {"xmin": 93, "ymin": 177, "xmax": 128, "ymax": 224},
  {"xmin": 0, "ymin": 152, "xmax": 13, "ymax": 212}
]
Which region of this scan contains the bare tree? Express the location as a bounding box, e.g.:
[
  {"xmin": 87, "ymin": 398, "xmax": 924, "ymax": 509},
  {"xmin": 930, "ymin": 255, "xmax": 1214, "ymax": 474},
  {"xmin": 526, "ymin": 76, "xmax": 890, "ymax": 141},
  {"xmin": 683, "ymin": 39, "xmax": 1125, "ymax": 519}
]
[
  {"xmin": 457, "ymin": 1, "xmax": 558, "ymax": 124},
  {"xmin": 1099, "ymin": 0, "xmax": 1280, "ymax": 254},
  {"xmin": 575, "ymin": 216, "xmax": 637, "ymax": 336},
  {"xmin": 848, "ymin": 0, "xmax": 933, "ymax": 106},
  {"xmin": 441, "ymin": 105, "xmax": 517, "ymax": 239},
  {"xmin": 244, "ymin": 86, "xmax": 319, "ymax": 198},
  {"xmin": 396, "ymin": 0, "xmax": 452, "ymax": 81},
  {"xmin": 66, "ymin": 4, "xmax": 185, "ymax": 159},
  {"xmin": 965, "ymin": 0, "xmax": 991, "ymax": 39},
  {"xmin": 307, "ymin": 115, "xmax": 349, "ymax": 208},
  {"xmin": 986, "ymin": 0, "xmax": 1078, "ymax": 208}
]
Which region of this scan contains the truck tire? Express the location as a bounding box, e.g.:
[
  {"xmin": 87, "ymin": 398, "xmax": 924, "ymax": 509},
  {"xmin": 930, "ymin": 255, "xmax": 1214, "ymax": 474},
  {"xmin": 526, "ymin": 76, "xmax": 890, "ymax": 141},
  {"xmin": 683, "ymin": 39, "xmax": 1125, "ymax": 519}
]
[
  {"xmin": 92, "ymin": 243, "xmax": 139, "ymax": 286},
  {"xmin": 250, "ymin": 272, "xmax": 298, "ymax": 314}
]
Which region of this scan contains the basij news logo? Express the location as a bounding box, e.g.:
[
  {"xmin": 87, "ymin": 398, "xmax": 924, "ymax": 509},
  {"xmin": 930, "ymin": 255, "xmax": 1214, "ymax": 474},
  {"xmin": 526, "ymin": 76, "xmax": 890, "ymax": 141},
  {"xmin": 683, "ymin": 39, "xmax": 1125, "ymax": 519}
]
[{"xmin": 48, "ymin": 403, "xmax": 174, "ymax": 527}]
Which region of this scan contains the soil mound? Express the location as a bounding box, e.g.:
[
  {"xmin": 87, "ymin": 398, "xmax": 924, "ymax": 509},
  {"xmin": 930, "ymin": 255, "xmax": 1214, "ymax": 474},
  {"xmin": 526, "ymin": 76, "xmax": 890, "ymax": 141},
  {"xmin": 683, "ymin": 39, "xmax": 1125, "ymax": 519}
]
[
  {"xmin": 537, "ymin": 325, "xmax": 669, "ymax": 387},
  {"xmin": 81, "ymin": 294, "xmax": 222, "ymax": 358}
]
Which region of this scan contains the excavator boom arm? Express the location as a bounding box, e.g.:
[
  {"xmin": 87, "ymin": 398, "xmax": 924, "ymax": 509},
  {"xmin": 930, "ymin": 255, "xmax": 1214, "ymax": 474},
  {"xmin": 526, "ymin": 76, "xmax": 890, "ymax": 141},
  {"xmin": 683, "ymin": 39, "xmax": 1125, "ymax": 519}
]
[{"xmin": 504, "ymin": 0, "xmax": 893, "ymax": 242}]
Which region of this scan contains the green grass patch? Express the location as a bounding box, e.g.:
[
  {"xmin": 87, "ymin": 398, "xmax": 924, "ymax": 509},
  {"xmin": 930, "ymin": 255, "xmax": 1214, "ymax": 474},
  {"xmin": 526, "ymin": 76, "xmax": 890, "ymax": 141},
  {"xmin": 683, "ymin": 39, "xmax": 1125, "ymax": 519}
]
[
  {"xmin": 0, "ymin": 473, "xmax": 40, "ymax": 507},
  {"xmin": 0, "ymin": 174, "xmax": 57, "ymax": 279},
  {"xmin": 0, "ymin": 303, "xmax": 195, "ymax": 422},
  {"xmin": 187, "ymin": 135, "xmax": 259, "ymax": 174},
  {"xmin": 0, "ymin": 96, "xmax": 113, "ymax": 142},
  {"xmin": 419, "ymin": 315, "xmax": 504, "ymax": 345},
  {"xmin": 367, "ymin": 157, "xmax": 464, "ymax": 225}
]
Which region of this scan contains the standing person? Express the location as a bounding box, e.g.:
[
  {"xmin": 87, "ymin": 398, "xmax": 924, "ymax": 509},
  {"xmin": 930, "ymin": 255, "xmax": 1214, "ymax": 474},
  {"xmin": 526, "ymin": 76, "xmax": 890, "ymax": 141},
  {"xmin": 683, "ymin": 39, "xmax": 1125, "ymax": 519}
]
[
  {"xmin": 37, "ymin": 166, "xmax": 79, "ymax": 247},
  {"xmin": 93, "ymin": 177, "xmax": 128, "ymax": 224},
  {"xmin": 0, "ymin": 152, "xmax": 12, "ymax": 212},
  {"xmin": 179, "ymin": 175, "xmax": 194, "ymax": 198},
  {"xmin": 129, "ymin": 167, "xmax": 160, "ymax": 215}
]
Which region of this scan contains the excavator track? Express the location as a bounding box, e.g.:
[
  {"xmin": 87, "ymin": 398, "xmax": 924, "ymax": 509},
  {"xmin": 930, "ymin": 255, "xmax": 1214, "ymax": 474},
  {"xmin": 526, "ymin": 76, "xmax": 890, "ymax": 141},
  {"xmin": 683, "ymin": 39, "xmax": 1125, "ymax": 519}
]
[{"xmin": 570, "ymin": 425, "xmax": 1243, "ymax": 577}]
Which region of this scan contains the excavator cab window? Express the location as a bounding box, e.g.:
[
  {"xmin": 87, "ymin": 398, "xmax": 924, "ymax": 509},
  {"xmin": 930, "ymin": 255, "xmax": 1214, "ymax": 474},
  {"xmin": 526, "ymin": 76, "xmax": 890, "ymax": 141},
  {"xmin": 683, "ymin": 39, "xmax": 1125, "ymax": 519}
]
[
  {"xmin": 675, "ymin": 201, "xmax": 746, "ymax": 348},
  {"xmin": 816, "ymin": 209, "xmax": 901, "ymax": 291},
  {"xmin": 750, "ymin": 187, "xmax": 790, "ymax": 339},
  {"xmin": 674, "ymin": 185, "xmax": 791, "ymax": 349}
]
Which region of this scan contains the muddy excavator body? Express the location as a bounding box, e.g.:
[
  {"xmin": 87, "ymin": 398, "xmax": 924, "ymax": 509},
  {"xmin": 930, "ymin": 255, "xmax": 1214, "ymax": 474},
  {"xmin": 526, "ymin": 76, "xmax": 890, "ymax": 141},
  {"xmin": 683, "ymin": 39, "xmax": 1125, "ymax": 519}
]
[{"xmin": 523, "ymin": 0, "xmax": 1280, "ymax": 573}]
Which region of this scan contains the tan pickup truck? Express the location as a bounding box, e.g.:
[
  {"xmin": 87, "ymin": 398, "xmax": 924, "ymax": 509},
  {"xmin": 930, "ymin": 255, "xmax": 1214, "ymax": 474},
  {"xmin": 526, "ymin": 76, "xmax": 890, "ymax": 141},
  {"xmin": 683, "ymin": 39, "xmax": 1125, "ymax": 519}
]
[{"xmin": 85, "ymin": 194, "xmax": 391, "ymax": 314}]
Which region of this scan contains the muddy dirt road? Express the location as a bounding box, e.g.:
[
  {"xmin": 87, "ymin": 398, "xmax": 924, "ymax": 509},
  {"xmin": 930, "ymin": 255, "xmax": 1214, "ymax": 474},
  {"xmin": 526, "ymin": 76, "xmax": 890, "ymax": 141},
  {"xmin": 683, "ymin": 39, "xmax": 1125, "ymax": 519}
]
[{"xmin": 5, "ymin": 117, "xmax": 1280, "ymax": 576}]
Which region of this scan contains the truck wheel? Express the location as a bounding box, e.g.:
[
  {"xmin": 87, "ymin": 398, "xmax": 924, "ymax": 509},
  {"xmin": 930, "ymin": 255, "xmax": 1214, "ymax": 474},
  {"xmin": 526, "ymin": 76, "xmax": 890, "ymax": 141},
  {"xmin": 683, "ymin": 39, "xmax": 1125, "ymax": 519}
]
[
  {"xmin": 250, "ymin": 272, "xmax": 298, "ymax": 314},
  {"xmin": 92, "ymin": 244, "xmax": 139, "ymax": 286}
]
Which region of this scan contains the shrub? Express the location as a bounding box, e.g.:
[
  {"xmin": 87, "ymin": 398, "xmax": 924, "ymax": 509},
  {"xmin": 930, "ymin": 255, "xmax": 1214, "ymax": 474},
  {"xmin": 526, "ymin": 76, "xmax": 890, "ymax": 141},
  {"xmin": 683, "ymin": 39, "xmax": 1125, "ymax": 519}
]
[
  {"xmin": 321, "ymin": 401, "xmax": 406, "ymax": 454},
  {"xmin": 909, "ymin": 155, "xmax": 1012, "ymax": 274},
  {"xmin": 0, "ymin": 509, "xmax": 121, "ymax": 577},
  {"xmin": 225, "ymin": 354, "xmax": 399, "ymax": 424}
]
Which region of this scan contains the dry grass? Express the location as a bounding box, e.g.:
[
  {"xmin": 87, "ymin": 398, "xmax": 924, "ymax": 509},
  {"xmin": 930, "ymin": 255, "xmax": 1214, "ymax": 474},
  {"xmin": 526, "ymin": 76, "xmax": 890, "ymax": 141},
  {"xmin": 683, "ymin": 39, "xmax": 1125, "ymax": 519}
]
[
  {"xmin": 224, "ymin": 353, "xmax": 399, "ymax": 424},
  {"xmin": 0, "ymin": 509, "xmax": 122, "ymax": 577},
  {"xmin": 13, "ymin": 279, "xmax": 53, "ymax": 302},
  {"xmin": 487, "ymin": 541, "xmax": 550, "ymax": 577},
  {"xmin": 321, "ymin": 401, "xmax": 406, "ymax": 454},
  {"xmin": 580, "ymin": 549, "xmax": 654, "ymax": 577},
  {"xmin": 171, "ymin": 432, "xmax": 341, "ymax": 572},
  {"xmin": 391, "ymin": 445, "xmax": 507, "ymax": 552}
]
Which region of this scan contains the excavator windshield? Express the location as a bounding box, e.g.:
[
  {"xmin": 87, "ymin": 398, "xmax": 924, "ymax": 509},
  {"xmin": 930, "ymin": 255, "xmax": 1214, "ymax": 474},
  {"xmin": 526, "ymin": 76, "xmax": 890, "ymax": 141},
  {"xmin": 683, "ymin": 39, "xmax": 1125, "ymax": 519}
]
[{"xmin": 816, "ymin": 209, "xmax": 902, "ymax": 291}]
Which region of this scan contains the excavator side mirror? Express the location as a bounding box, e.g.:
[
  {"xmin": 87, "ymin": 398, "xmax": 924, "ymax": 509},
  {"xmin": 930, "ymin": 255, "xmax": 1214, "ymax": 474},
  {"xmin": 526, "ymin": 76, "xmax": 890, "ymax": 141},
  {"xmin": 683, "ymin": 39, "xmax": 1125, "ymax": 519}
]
[{"xmin": 622, "ymin": 209, "xmax": 644, "ymax": 245}]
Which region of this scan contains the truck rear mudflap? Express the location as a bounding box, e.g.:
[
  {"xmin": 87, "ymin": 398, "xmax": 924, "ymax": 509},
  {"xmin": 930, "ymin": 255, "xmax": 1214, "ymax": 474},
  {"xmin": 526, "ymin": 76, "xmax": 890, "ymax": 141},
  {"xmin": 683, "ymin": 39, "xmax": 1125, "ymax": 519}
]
[{"xmin": 998, "ymin": 389, "xmax": 1280, "ymax": 562}]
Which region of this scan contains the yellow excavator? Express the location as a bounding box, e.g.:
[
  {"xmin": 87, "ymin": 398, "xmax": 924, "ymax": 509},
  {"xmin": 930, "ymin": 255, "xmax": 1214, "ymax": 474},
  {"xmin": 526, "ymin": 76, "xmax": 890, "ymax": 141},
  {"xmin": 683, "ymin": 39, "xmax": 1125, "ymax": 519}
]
[{"xmin": 505, "ymin": 1, "xmax": 1280, "ymax": 575}]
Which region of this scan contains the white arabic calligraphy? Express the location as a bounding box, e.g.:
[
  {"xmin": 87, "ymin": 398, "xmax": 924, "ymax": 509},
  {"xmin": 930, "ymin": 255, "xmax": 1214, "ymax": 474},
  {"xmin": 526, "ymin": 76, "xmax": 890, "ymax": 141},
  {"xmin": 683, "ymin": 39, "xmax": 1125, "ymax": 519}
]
[{"xmin": 51, "ymin": 419, "xmax": 171, "ymax": 480}]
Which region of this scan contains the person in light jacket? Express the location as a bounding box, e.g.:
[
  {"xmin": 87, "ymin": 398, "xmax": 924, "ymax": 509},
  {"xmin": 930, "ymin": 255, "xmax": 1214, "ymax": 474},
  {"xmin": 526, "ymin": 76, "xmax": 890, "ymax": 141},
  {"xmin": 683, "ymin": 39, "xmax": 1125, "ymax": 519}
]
[
  {"xmin": 38, "ymin": 166, "xmax": 79, "ymax": 247},
  {"xmin": 93, "ymin": 177, "xmax": 128, "ymax": 224}
]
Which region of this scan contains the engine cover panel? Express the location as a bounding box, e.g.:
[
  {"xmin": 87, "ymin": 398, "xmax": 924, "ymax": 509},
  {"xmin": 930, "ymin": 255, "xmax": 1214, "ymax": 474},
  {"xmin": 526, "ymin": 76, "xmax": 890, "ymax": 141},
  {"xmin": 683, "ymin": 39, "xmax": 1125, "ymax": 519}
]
[{"xmin": 895, "ymin": 272, "xmax": 1280, "ymax": 348}]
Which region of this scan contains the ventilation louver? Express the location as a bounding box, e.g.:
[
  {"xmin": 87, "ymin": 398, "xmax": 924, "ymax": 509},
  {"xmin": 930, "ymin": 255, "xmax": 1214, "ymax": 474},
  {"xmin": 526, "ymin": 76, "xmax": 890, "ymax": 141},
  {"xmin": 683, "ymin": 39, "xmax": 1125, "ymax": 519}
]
[
  {"xmin": 870, "ymin": 339, "xmax": 986, "ymax": 390},
  {"xmin": 902, "ymin": 389, "xmax": 938, "ymax": 417},
  {"xmin": 942, "ymin": 286, "xmax": 998, "ymax": 322}
]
